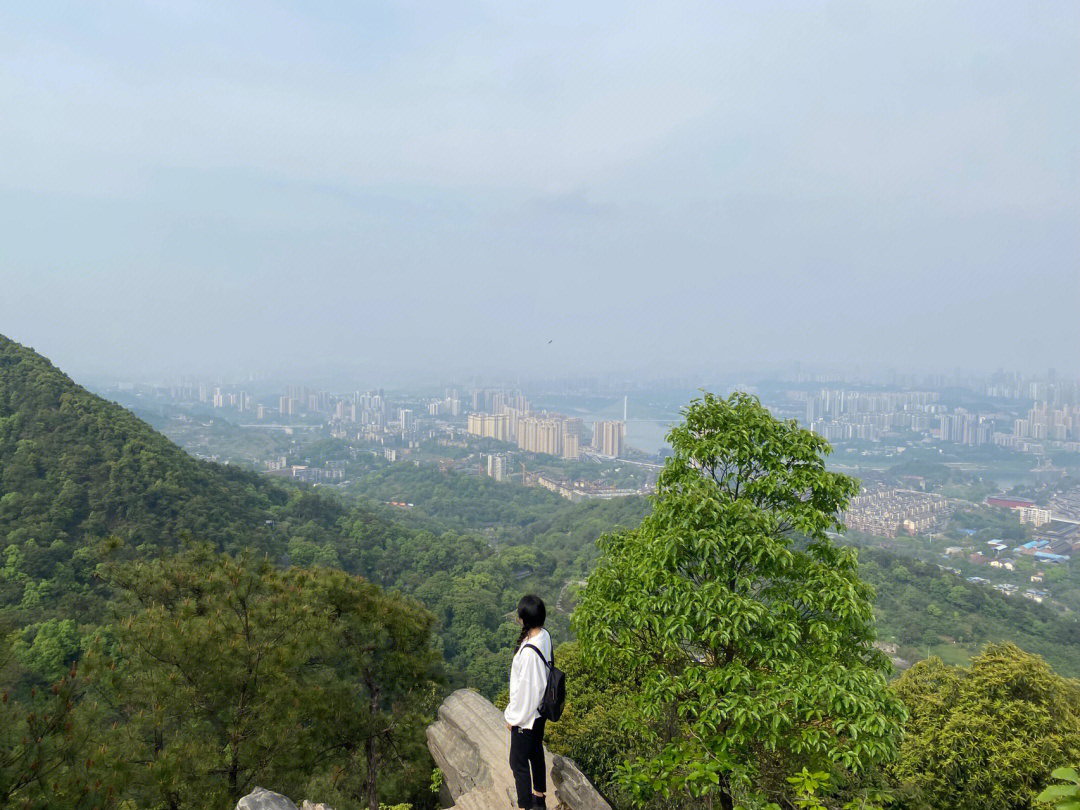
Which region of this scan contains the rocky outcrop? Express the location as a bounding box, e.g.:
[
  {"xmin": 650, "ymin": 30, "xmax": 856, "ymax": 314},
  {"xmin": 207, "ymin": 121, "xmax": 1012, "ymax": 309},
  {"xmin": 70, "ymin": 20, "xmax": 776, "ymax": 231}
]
[
  {"xmin": 236, "ymin": 690, "xmax": 610, "ymax": 810},
  {"xmin": 235, "ymin": 788, "xmax": 333, "ymax": 810},
  {"xmin": 236, "ymin": 787, "xmax": 300, "ymax": 810},
  {"xmin": 427, "ymin": 689, "xmax": 611, "ymax": 810}
]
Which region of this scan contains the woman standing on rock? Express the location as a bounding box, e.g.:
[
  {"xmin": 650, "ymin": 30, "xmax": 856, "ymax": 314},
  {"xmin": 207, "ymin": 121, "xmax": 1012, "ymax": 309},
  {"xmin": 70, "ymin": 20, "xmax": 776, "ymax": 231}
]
[{"xmin": 505, "ymin": 594, "xmax": 552, "ymax": 809}]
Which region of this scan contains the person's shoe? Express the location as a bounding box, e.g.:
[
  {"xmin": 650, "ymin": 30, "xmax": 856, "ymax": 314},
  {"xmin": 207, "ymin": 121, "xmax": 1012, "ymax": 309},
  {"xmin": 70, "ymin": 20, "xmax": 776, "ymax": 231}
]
[{"xmin": 533, "ymin": 795, "xmax": 547, "ymax": 809}]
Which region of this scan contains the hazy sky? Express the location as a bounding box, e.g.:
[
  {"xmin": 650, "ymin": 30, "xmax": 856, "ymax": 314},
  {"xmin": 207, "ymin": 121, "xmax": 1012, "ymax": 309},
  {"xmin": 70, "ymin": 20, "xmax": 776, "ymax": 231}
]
[{"xmin": 2, "ymin": 1, "xmax": 1077, "ymax": 381}]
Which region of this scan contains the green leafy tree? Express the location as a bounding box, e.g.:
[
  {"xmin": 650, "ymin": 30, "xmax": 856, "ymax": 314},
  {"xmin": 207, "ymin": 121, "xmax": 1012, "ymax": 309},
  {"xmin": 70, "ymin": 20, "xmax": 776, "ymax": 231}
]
[
  {"xmin": 573, "ymin": 392, "xmax": 905, "ymax": 808},
  {"xmin": 10, "ymin": 618, "xmax": 81, "ymax": 682},
  {"xmin": 890, "ymin": 642, "xmax": 1080, "ymax": 810}
]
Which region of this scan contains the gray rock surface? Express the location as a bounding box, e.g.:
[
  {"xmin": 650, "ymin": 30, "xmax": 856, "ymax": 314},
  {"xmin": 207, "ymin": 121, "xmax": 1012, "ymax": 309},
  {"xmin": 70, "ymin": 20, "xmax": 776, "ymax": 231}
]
[
  {"xmin": 236, "ymin": 787, "xmax": 300, "ymax": 810},
  {"xmin": 427, "ymin": 689, "xmax": 611, "ymax": 810}
]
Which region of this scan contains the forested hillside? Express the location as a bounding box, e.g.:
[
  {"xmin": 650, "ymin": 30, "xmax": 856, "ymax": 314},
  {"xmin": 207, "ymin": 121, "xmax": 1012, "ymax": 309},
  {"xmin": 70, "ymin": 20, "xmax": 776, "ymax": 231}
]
[
  {"xmin": 0, "ymin": 335, "xmax": 339, "ymax": 550},
  {"xmin": 859, "ymin": 547, "xmax": 1080, "ymax": 676},
  {"xmin": 0, "ymin": 335, "xmax": 352, "ymax": 642}
]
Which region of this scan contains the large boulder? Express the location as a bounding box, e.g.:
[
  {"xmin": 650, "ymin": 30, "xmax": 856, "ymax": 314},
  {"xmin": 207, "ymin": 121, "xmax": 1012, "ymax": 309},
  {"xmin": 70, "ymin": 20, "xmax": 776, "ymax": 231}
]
[
  {"xmin": 235, "ymin": 790, "xmax": 333, "ymax": 810},
  {"xmin": 427, "ymin": 689, "xmax": 611, "ymax": 810},
  {"xmin": 236, "ymin": 787, "xmax": 299, "ymax": 810}
]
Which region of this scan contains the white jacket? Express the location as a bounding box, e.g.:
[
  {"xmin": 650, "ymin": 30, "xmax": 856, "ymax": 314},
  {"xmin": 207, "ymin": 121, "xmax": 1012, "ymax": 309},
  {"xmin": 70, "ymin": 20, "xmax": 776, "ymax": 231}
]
[{"xmin": 504, "ymin": 628, "xmax": 552, "ymax": 730}]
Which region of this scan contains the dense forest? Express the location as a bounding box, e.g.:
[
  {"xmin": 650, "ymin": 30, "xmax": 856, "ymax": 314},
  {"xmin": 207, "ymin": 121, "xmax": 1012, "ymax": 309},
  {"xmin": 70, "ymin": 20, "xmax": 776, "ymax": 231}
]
[{"xmin": 5, "ymin": 335, "xmax": 1080, "ymax": 809}]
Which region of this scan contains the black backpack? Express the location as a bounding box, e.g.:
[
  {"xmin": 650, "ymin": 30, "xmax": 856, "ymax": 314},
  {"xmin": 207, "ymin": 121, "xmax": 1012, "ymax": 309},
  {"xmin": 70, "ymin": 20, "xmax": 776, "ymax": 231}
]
[{"xmin": 524, "ymin": 643, "xmax": 566, "ymax": 721}]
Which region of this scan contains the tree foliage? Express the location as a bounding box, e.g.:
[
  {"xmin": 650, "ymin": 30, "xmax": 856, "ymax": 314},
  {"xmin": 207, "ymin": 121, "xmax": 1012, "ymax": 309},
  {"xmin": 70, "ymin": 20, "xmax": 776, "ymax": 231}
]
[
  {"xmin": 890, "ymin": 642, "xmax": 1080, "ymax": 810},
  {"xmin": 542, "ymin": 641, "xmax": 651, "ymax": 807},
  {"xmin": 81, "ymin": 546, "xmax": 443, "ymax": 810},
  {"xmin": 1037, "ymin": 766, "xmax": 1080, "ymax": 810},
  {"xmin": 573, "ymin": 392, "xmax": 905, "ymax": 808},
  {"xmin": 0, "ymin": 656, "xmax": 122, "ymax": 810}
]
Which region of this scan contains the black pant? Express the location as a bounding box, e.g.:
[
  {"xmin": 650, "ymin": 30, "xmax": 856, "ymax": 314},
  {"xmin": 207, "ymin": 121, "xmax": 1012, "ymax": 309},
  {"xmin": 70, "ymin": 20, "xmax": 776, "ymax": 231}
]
[{"xmin": 509, "ymin": 719, "xmax": 546, "ymax": 808}]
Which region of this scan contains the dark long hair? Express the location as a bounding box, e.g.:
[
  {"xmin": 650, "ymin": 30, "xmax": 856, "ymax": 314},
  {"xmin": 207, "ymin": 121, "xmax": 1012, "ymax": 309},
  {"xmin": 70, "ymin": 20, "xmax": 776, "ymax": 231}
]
[{"xmin": 514, "ymin": 594, "xmax": 546, "ymax": 652}]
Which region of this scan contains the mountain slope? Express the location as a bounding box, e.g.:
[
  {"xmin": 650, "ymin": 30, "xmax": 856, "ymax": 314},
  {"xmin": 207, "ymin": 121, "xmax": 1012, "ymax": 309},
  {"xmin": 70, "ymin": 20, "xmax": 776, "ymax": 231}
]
[
  {"xmin": 0, "ymin": 334, "xmax": 348, "ymax": 627},
  {"xmin": 0, "ymin": 335, "xmax": 336, "ymax": 548}
]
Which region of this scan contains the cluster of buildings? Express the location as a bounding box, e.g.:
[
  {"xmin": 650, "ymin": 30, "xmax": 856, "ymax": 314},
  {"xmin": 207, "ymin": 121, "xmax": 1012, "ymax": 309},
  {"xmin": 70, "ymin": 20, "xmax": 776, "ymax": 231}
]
[
  {"xmin": 265, "ymin": 460, "xmax": 345, "ymax": 484},
  {"xmin": 426, "ymin": 390, "xmax": 464, "ymax": 418},
  {"xmin": 949, "ymin": 493, "xmax": 1080, "ymax": 607},
  {"xmin": 526, "ymin": 470, "xmax": 641, "ymax": 503},
  {"xmin": 465, "ymin": 393, "xmax": 625, "ymax": 460},
  {"xmin": 803, "ymin": 389, "xmax": 956, "ymax": 444},
  {"xmin": 155, "ymin": 378, "xmax": 645, "ymax": 488},
  {"xmin": 200, "ymin": 384, "xmax": 397, "ymax": 429},
  {"xmin": 962, "ymin": 575, "xmax": 1047, "ymax": 603},
  {"xmin": 274, "ymin": 388, "xmax": 392, "ymax": 426},
  {"xmin": 200, "ymin": 385, "xmax": 448, "ymax": 448},
  {"xmin": 592, "ymin": 419, "xmax": 626, "ymax": 458},
  {"xmin": 985, "ymin": 496, "xmax": 1053, "ymax": 527},
  {"xmin": 937, "ymin": 410, "xmax": 995, "ymax": 446},
  {"xmin": 799, "ymin": 386, "xmax": 1079, "ymax": 452},
  {"xmin": 843, "ymin": 487, "xmax": 953, "ymax": 537},
  {"xmin": 467, "ymin": 408, "xmax": 584, "ymax": 458},
  {"xmin": 964, "ymin": 519, "xmax": 1080, "ymax": 568},
  {"xmin": 1013, "ymin": 403, "xmax": 1080, "ymax": 443},
  {"xmin": 979, "ymin": 371, "xmax": 1077, "ymax": 403}
]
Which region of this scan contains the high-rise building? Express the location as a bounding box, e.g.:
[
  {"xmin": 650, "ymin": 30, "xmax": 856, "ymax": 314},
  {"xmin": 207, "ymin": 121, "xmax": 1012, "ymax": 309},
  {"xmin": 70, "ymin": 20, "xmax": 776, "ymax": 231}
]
[
  {"xmin": 486, "ymin": 454, "xmax": 507, "ymax": 482},
  {"xmin": 562, "ymin": 433, "xmax": 579, "ymax": 460},
  {"xmin": 504, "ymin": 406, "xmax": 526, "ymax": 441},
  {"xmin": 563, "ymin": 417, "xmax": 582, "ymax": 439},
  {"xmin": 467, "ymin": 412, "xmax": 483, "ymax": 435},
  {"xmin": 399, "ymin": 409, "xmax": 414, "ymax": 432},
  {"xmin": 516, "ymin": 414, "xmax": 574, "ymax": 456},
  {"xmin": 466, "ymin": 412, "xmax": 509, "ymax": 441},
  {"xmin": 592, "ymin": 420, "xmax": 625, "ymax": 457},
  {"xmin": 279, "ymin": 396, "xmax": 295, "ymax": 416}
]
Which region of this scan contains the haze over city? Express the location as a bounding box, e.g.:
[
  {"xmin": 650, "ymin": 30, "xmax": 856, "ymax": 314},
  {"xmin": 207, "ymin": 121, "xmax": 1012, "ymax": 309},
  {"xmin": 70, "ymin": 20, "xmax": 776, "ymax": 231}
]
[{"xmin": 2, "ymin": 1, "xmax": 1077, "ymax": 381}]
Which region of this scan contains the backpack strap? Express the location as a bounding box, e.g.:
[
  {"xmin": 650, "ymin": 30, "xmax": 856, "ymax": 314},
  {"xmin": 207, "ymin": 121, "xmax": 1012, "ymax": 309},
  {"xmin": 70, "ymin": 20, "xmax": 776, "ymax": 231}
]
[{"xmin": 523, "ymin": 643, "xmax": 552, "ymax": 668}]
